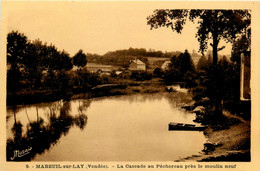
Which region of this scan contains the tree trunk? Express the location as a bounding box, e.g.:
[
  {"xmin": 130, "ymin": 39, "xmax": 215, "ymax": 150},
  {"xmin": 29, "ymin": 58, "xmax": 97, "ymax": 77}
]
[
  {"xmin": 212, "ymin": 33, "xmax": 218, "ymax": 65},
  {"xmin": 212, "ymin": 32, "xmax": 223, "ymax": 115},
  {"xmin": 215, "ymin": 97, "xmax": 223, "ymax": 115}
]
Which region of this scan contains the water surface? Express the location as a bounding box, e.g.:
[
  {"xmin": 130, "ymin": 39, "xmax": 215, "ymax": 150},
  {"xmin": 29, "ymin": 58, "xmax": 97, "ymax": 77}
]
[{"xmin": 7, "ymin": 93, "xmax": 206, "ymax": 161}]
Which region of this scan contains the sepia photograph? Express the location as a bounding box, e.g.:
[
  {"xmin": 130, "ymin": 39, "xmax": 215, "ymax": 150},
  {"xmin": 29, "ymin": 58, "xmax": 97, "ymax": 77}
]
[{"xmin": 1, "ymin": 1, "xmax": 260, "ymax": 170}]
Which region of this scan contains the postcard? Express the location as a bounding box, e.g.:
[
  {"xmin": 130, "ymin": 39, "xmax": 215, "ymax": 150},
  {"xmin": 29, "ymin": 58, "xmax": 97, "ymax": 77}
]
[{"xmin": 1, "ymin": 1, "xmax": 260, "ymax": 171}]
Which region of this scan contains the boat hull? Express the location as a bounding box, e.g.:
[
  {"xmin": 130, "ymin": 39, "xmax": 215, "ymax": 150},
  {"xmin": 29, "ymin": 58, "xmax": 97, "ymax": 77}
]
[{"xmin": 168, "ymin": 123, "xmax": 206, "ymax": 131}]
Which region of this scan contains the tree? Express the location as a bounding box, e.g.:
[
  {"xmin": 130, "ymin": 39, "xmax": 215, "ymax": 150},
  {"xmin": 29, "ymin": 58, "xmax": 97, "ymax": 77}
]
[
  {"xmin": 147, "ymin": 10, "xmax": 251, "ymax": 65},
  {"xmin": 46, "ymin": 44, "xmax": 61, "ymax": 70},
  {"xmin": 153, "ymin": 67, "xmax": 163, "ymax": 77},
  {"xmin": 164, "ymin": 55, "xmax": 181, "ymax": 84},
  {"xmin": 73, "ymin": 49, "xmax": 87, "ymax": 68},
  {"xmin": 207, "ymin": 54, "xmax": 213, "ymax": 65},
  {"xmin": 7, "ymin": 31, "xmax": 29, "ymax": 91},
  {"xmin": 148, "ymin": 10, "xmax": 251, "ymax": 115},
  {"xmin": 165, "ymin": 50, "xmax": 196, "ymax": 86},
  {"xmin": 7, "ymin": 31, "xmax": 28, "ymax": 69},
  {"xmin": 197, "ymin": 55, "xmax": 208, "ymax": 71},
  {"xmin": 231, "ymin": 34, "xmax": 250, "ymax": 64},
  {"xmin": 57, "ymin": 50, "xmax": 73, "ymax": 71},
  {"xmin": 23, "ymin": 40, "xmax": 43, "ymax": 89},
  {"xmin": 7, "ymin": 67, "xmax": 22, "ymax": 91},
  {"xmin": 178, "ymin": 50, "xmax": 195, "ymax": 74}
]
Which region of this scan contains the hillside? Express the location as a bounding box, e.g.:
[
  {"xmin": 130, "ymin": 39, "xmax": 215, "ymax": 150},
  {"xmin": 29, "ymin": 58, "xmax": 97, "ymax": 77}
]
[{"xmin": 87, "ymin": 48, "xmax": 181, "ymax": 68}]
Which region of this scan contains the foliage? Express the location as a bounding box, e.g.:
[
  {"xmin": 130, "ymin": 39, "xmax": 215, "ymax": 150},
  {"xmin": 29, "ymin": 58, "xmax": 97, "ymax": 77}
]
[
  {"xmin": 130, "ymin": 71, "xmax": 152, "ymax": 81},
  {"xmin": 164, "ymin": 50, "xmax": 196, "ymax": 87},
  {"xmin": 7, "ymin": 31, "xmax": 28, "ymax": 68},
  {"xmin": 231, "ymin": 34, "xmax": 251, "ymax": 64},
  {"xmin": 192, "ymin": 57, "xmax": 240, "ymax": 114},
  {"xmin": 7, "ymin": 31, "xmax": 102, "ymax": 104},
  {"xmin": 147, "ymin": 9, "xmax": 251, "ymax": 64},
  {"xmin": 7, "ymin": 67, "xmax": 22, "ymax": 91},
  {"xmin": 147, "ymin": 9, "xmax": 251, "ymax": 115},
  {"xmin": 103, "ymin": 47, "xmax": 172, "ymax": 58},
  {"xmin": 153, "ymin": 67, "xmax": 164, "ymax": 77},
  {"xmin": 86, "ymin": 48, "xmax": 182, "ymax": 67},
  {"xmin": 51, "ymin": 50, "xmax": 73, "ymax": 71},
  {"xmin": 73, "ymin": 49, "xmax": 87, "ymax": 68},
  {"xmin": 43, "ymin": 70, "xmax": 58, "ymax": 89},
  {"xmin": 197, "ymin": 55, "xmax": 209, "ymax": 71}
]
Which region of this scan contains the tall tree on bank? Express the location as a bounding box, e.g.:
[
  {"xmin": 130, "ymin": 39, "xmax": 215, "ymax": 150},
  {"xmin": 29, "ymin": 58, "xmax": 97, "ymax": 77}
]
[
  {"xmin": 73, "ymin": 49, "xmax": 87, "ymax": 69},
  {"xmin": 197, "ymin": 55, "xmax": 206, "ymax": 69},
  {"xmin": 147, "ymin": 10, "xmax": 251, "ymax": 64},
  {"xmin": 7, "ymin": 31, "xmax": 28, "ymax": 69},
  {"xmin": 165, "ymin": 50, "xmax": 195, "ymax": 86},
  {"xmin": 7, "ymin": 31, "xmax": 28, "ymax": 90}
]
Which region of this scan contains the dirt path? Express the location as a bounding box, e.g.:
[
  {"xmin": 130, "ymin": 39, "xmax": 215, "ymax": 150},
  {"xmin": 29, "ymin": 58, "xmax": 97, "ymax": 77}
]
[
  {"xmin": 176, "ymin": 111, "xmax": 250, "ymax": 162},
  {"xmin": 222, "ymin": 110, "xmax": 247, "ymax": 123}
]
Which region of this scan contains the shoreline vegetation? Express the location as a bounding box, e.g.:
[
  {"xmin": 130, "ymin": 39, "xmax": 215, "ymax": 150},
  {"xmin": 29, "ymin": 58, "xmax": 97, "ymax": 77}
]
[{"xmin": 7, "ymin": 78, "xmax": 166, "ymax": 106}]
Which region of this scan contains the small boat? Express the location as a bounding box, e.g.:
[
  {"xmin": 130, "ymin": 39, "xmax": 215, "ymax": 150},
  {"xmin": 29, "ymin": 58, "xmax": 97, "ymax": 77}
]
[{"xmin": 168, "ymin": 122, "xmax": 206, "ymax": 131}]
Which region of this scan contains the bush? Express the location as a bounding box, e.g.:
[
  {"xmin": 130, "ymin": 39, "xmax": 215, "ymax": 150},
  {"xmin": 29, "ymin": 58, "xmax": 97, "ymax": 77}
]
[
  {"xmin": 130, "ymin": 71, "xmax": 152, "ymax": 81},
  {"xmin": 153, "ymin": 67, "xmax": 164, "ymax": 77},
  {"xmin": 163, "ymin": 50, "xmax": 196, "ymax": 86},
  {"xmin": 192, "ymin": 57, "xmax": 241, "ymax": 117}
]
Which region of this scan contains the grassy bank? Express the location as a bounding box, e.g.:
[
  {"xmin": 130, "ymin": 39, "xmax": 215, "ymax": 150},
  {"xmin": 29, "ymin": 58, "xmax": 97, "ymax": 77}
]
[
  {"xmin": 71, "ymin": 81, "xmax": 166, "ymax": 100},
  {"xmin": 7, "ymin": 78, "xmax": 167, "ymax": 106}
]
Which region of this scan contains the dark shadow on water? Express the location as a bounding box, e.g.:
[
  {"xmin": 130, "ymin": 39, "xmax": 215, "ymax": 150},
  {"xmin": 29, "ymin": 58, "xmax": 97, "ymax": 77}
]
[{"xmin": 6, "ymin": 100, "xmax": 89, "ymax": 161}]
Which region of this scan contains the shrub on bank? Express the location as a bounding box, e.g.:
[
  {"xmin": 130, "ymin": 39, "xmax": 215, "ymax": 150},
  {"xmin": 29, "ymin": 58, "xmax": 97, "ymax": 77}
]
[{"xmin": 130, "ymin": 71, "xmax": 152, "ymax": 81}]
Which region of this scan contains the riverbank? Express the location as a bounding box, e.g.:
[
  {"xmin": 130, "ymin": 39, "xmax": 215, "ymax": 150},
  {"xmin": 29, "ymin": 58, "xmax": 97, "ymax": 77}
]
[
  {"xmin": 7, "ymin": 78, "xmax": 166, "ymax": 106},
  {"xmin": 176, "ymin": 110, "xmax": 250, "ymax": 162},
  {"xmin": 72, "ymin": 80, "xmax": 166, "ymax": 100}
]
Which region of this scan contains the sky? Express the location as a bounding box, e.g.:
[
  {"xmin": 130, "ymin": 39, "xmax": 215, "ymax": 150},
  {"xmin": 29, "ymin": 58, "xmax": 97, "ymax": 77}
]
[{"xmin": 3, "ymin": 1, "xmax": 232, "ymax": 56}]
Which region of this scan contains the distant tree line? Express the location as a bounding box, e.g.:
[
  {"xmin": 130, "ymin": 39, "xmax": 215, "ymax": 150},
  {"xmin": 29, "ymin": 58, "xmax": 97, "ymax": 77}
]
[
  {"xmin": 87, "ymin": 48, "xmax": 182, "ymax": 67},
  {"xmin": 103, "ymin": 47, "xmax": 181, "ymax": 58}
]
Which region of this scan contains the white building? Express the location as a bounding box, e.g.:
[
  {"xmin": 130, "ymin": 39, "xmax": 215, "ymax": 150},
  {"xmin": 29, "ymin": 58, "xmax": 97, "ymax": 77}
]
[
  {"xmin": 129, "ymin": 59, "xmax": 146, "ymax": 71},
  {"xmin": 161, "ymin": 61, "xmax": 171, "ymax": 70}
]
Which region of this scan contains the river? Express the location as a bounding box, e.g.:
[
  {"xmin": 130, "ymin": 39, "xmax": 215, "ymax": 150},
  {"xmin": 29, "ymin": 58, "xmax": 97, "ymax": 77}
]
[{"xmin": 6, "ymin": 92, "xmax": 206, "ymax": 161}]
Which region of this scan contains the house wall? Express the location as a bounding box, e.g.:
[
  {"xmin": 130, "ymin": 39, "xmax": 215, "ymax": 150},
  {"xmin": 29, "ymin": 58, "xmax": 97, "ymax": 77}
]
[
  {"xmin": 129, "ymin": 63, "xmax": 138, "ymax": 69},
  {"xmin": 137, "ymin": 64, "xmax": 146, "ymax": 70},
  {"xmin": 129, "ymin": 63, "xmax": 146, "ymax": 71}
]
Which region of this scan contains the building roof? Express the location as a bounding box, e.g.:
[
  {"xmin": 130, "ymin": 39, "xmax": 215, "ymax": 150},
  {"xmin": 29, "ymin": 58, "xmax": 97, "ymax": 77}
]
[
  {"xmin": 130, "ymin": 59, "xmax": 145, "ymax": 65},
  {"xmin": 161, "ymin": 61, "xmax": 171, "ymax": 70}
]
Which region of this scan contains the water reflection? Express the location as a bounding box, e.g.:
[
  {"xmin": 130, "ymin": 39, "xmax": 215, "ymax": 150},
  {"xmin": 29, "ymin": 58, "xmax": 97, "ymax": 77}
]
[
  {"xmin": 7, "ymin": 93, "xmax": 206, "ymax": 161},
  {"xmin": 103, "ymin": 92, "xmax": 193, "ymax": 112},
  {"xmin": 7, "ymin": 100, "xmax": 89, "ymax": 161}
]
